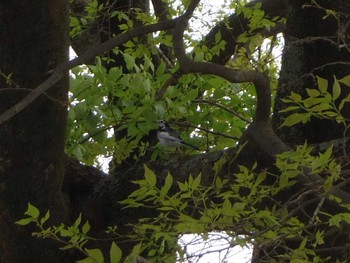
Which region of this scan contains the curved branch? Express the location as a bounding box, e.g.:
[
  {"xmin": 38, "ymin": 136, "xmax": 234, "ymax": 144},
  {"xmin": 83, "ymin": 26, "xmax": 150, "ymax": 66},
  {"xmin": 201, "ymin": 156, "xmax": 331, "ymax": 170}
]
[
  {"xmin": 173, "ymin": 12, "xmax": 271, "ymax": 124},
  {"xmin": 171, "ymin": 3, "xmax": 350, "ymax": 205}
]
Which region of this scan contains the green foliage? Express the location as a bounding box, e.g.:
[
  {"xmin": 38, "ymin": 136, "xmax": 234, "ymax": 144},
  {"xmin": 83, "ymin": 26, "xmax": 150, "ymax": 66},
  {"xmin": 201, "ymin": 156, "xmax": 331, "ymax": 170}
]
[
  {"xmin": 238, "ymin": 2, "xmax": 276, "ymax": 33},
  {"xmin": 281, "ymin": 75, "xmax": 350, "ymax": 129},
  {"xmin": 70, "ymin": 0, "xmax": 103, "ymax": 38},
  {"xmin": 16, "ymin": 203, "xmax": 124, "ymax": 263},
  {"xmin": 66, "ymin": 0, "xmax": 284, "ymax": 167},
  {"xmin": 118, "ymin": 151, "xmax": 341, "ymax": 262},
  {"xmin": 66, "ymin": 51, "xmax": 255, "ymax": 165},
  {"xmin": 276, "ymin": 143, "xmax": 340, "ymax": 192},
  {"xmin": 56, "ymin": 0, "xmax": 329, "ymax": 261},
  {"xmin": 17, "ymin": 143, "xmax": 345, "ymax": 261}
]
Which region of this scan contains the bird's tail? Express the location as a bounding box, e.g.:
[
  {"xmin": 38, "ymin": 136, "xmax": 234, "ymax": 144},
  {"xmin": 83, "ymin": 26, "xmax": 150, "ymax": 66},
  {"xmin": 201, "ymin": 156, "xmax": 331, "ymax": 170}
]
[{"xmin": 182, "ymin": 141, "xmax": 200, "ymax": 150}]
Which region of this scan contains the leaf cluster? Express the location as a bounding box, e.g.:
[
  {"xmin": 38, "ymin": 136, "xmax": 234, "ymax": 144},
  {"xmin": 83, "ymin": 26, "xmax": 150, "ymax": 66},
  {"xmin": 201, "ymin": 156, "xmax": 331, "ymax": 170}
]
[
  {"xmin": 281, "ymin": 75, "xmax": 350, "ymax": 128},
  {"xmin": 16, "ymin": 143, "xmax": 349, "ymax": 262},
  {"xmin": 65, "ymin": 0, "xmax": 285, "ymax": 167}
]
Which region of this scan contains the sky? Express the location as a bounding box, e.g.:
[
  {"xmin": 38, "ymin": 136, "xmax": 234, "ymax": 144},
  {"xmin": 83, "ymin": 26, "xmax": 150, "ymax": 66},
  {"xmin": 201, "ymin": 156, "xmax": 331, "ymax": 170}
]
[{"xmin": 166, "ymin": 2, "xmax": 253, "ymax": 262}]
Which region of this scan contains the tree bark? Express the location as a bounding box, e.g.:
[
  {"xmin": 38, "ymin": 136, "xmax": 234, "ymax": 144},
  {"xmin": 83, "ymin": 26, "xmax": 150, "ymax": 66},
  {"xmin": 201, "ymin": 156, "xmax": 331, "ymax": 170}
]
[
  {"xmin": 2, "ymin": 0, "xmax": 350, "ymax": 261},
  {"xmin": 273, "ymin": 0, "xmax": 350, "ymax": 144},
  {"xmin": 0, "ymin": 1, "xmax": 70, "ymax": 262}
]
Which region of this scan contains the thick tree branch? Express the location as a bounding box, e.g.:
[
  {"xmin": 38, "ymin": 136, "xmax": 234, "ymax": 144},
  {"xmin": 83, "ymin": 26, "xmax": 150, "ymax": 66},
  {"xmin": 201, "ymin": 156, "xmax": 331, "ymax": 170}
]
[
  {"xmin": 173, "ymin": 8, "xmax": 272, "ymax": 124},
  {"xmin": 170, "ymin": 2, "xmax": 350, "ymax": 206},
  {"xmin": 151, "ymin": 0, "xmax": 170, "ymax": 21},
  {"xmin": 0, "ymin": 19, "xmax": 177, "ymax": 126},
  {"xmin": 203, "ymin": 0, "xmax": 288, "ymax": 64}
]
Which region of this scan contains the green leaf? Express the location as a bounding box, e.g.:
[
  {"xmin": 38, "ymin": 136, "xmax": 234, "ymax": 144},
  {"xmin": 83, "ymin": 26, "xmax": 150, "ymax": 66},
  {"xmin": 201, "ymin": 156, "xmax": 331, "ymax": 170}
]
[
  {"xmin": 77, "ymin": 257, "xmax": 95, "ymax": 263},
  {"xmin": 214, "ymin": 31, "xmax": 222, "ymax": 43},
  {"xmin": 282, "ymin": 113, "xmax": 309, "ymax": 126},
  {"xmin": 279, "ymin": 106, "xmax": 300, "ymax": 113},
  {"xmin": 60, "ymin": 228, "xmax": 73, "ymax": 237},
  {"xmin": 156, "ymin": 61, "xmax": 166, "ymax": 76},
  {"xmin": 232, "ymin": 202, "xmax": 246, "ymax": 212},
  {"xmin": 192, "ymin": 174, "xmax": 201, "ymax": 189},
  {"xmin": 82, "ymin": 221, "xmax": 91, "ymax": 235},
  {"xmin": 329, "ymin": 213, "xmax": 350, "ymax": 227},
  {"xmin": 126, "ymin": 243, "xmax": 142, "ymax": 262},
  {"xmin": 222, "ymin": 199, "xmax": 232, "ymax": 211},
  {"xmin": 73, "ymin": 213, "xmax": 82, "ymax": 228},
  {"xmin": 321, "ymin": 145, "xmax": 333, "ymax": 162},
  {"xmin": 184, "ymin": 89, "xmax": 198, "ymax": 101},
  {"xmin": 310, "ymin": 103, "xmax": 331, "ymax": 112},
  {"xmin": 178, "ymin": 181, "xmax": 188, "ymax": 191},
  {"xmin": 160, "ymin": 173, "xmax": 173, "ymax": 198},
  {"xmin": 339, "ymin": 93, "xmax": 350, "ymax": 111},
  {"xmin": 306, "ymin": 88, "xmax": 320, "ymax": 98},
  {"xmin": 85, "ymin": 248, "xmax": 104, "ymax": 263},
  {"xmin": 15, "ymin": 217, "xmax": 33, "ymax": 226},
  {"xmin": 25, "ymin": 203, "xmax": 40, "ymax": 219},
  {"xmin": 303, "ymin": 97, "xmax": 323, "ymax": 108},
  {"xmin": 254, "ymin": 172, "xmax": 267, "ymax": 186},
  {"xmin": 332, "ymin": 77, "xmax": 341, "ymax": 100},
  {"xmin": 40, "ymin": 210, "xmax": 50, "ymax": 225},
  {"xmin": 317, "ymin": 76, "xmax": 328, "ymax": 93},
  {"xmin": 339, "ymin": 75, "xmax": 350, "ymax": 86},
  {"xmin": 60, "ymin": 243, "xmax": 75, "ymax": 251},
  {"xmin": 289, "ymin": 92, "xmax": 302, "ymax": 102},
  {"xmin": 123, "ymin": 53, "xmax": 135, "ymax": 70},
  {"xmin": 110, "ymin": 242, "xmax": 122, "ymax": 263},
  {"xmin": 314, "ymin": 230, "xmax": 325, "ymax": 246},
  {"xmin": 144, "ymin": 165, "xmax": 157, "ymax": 187},
  {"xmin": 158, "ymin": 206, "xmax": 175, "ymax": 211}
]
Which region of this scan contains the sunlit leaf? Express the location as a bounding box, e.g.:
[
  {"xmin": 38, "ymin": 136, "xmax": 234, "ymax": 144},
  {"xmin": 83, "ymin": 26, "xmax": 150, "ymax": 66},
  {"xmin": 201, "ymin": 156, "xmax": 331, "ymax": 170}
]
[
  {"xmin": 40, "ymin": 210, "xmax": 50, "ymax": 225},
  {"xmin": 160, "ymin": 173, "xmax": 173, "ymax": 198},
  {"xmin": 317, "ymin": 76, "xmax": 328, "ymax": 93},
  {"xmin": 82, "ymin": 221, "xmax": 90, "ymax": 235},
  {"xmin": 282, "ymin": 113, "xmax": 309, "ymax": 126},
  {"xmin": 25, "ymin": 203, "xmax": 40, "ymax": 219},
  {"xmin": 15, "ymin": 218, "xmax": 33, "ymax": 226},
  {"xmin": 338, "ymin": 75, "xmax": 350, "ymax": 86},
  {"xmin": 110, "ymin": 242, "xmax": 122, "ymax": 263},
  {"xmin": 85, "ymin": 248, "xmax": 104, "ymax": 263},
  {"xmin": 332, "ymin": 77, "xmax": 341, "ymax": 100},
  {"xmin": 144, "ymin": 165, "xmax": 157, "ymax": 187}
]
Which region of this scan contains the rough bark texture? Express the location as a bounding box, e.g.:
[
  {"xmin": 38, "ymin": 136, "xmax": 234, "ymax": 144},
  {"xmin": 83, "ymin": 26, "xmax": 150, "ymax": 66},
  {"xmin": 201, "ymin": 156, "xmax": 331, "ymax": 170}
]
[
  {"xmin": 68, "ymin": 0, "xmax": 350, "ymax": 261},
  {"xmin": 2, "ymin": 0, "xmax": 350, "ymax": 261},
  {"xmin": 273, "ymin": 0, "xmax": 350, "ymax": 144},
  {"xmin": 0, "ymin": 1, "xmax": 69, "ymax": 262}
]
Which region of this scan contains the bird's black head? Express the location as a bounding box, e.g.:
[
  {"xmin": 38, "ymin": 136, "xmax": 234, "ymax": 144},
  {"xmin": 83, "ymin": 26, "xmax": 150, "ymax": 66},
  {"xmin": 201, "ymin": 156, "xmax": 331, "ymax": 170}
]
[{"xmin": 158, "ymin": 120, "xmax": 170, "ymax": 130}]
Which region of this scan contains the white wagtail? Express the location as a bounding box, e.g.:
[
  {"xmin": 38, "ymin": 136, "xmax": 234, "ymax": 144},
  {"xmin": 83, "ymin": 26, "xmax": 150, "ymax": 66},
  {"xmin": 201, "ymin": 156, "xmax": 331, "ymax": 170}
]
[{"xmin": 157, "ymin": 120, "xmax": 200, "ymax": 150}]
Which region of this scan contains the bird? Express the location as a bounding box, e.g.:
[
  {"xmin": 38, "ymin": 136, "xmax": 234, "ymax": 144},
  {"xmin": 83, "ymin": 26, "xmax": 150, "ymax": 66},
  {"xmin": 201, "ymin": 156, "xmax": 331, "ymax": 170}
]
[{"xmin": 157, "ymin": 120, "xmax": 200, "ymax": 150}]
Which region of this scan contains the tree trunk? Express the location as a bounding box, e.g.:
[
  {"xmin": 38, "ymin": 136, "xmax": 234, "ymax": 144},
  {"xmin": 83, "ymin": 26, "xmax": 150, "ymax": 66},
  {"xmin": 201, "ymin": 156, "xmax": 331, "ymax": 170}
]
[
  {"xmin": 273, "ymin": 0, "xmax": 350, "ymax": 144},
  {"xmin": 251, "ymin": 0, "xmax": 350, "ymax": 261},
  {"xmin": 0, "ymin": 1, "xmax": 70, "ymax": 262}
]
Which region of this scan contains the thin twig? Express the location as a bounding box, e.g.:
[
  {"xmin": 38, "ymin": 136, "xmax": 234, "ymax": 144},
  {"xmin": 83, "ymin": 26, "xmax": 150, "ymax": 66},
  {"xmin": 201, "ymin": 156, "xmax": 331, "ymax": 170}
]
[
  {"xmin": 0, "ymin": 87, "xmax": 68, "ymax": 106},
  {"xmin": 310, "ymin": 196, "xmax": 325, "ymax": 224},
  {"xmin": 170, "ymin": 121, "xmax": 240, "ymax": 141},
  {"xmin": 78, "ymin": 125, "xmax": 114, "ymax": 144},
  {"xmin": 194, "ymin": 99, "xmax": 251, "ymax": 123}
]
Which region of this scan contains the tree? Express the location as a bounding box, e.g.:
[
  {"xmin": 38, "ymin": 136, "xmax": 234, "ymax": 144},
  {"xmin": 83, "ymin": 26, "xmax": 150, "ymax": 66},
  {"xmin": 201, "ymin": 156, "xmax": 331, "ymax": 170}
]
[
  {"xmin": 0, "ymin": 1, "xmax": 70, "ymax": 262},
  {"xmin": 1, "ymin": 0, "xmax": 350, "ymax": 262}
]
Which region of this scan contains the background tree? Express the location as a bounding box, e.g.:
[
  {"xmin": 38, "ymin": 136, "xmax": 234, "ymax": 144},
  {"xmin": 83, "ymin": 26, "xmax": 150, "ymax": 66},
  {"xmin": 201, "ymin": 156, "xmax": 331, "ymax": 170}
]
[
  {"xmin": 1, "ymin": 0, "xmax": 350, "ymax": 262},
  {"xmin": 0, "ymin": 1, "xmax": 70, "ymax": 262}
]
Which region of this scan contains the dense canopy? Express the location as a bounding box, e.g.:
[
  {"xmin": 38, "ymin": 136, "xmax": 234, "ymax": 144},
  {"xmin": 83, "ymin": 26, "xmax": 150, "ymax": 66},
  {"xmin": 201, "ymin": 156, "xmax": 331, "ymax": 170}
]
[{"xmin": 1, "ymin": 0, "xmax": 350, "ymax": 262}]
